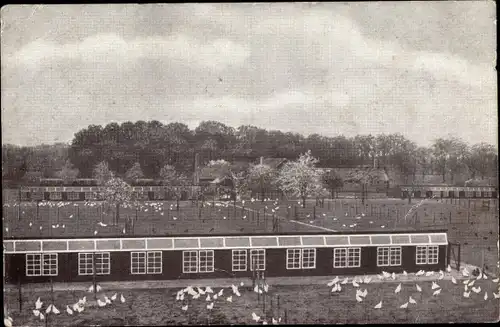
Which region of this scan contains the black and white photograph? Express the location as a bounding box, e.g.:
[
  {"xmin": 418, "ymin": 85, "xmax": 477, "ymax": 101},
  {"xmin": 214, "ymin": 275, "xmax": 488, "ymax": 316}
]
[{"xmin": 1, "ymin": 2, "xmax": 498, "ymax": 325}]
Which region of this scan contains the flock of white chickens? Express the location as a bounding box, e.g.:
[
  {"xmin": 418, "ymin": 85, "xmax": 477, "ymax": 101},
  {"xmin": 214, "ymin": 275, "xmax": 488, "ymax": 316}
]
[
  {"xmin": 325, "ymin": 265, "xmax": 500, "ymax": 312},
  {"xmin": 173, "ymin": 281, "xmax": 283, "ymax": 325},
  {"xmin": 3, "ymin": 265, "xmax": 500, "ymax": 326}
]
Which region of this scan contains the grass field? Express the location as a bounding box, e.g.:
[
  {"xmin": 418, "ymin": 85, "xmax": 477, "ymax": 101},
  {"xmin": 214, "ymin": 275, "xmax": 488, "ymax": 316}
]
[
  {"xmin": 2, "ymin": 197, "xmax": 499, "ymax": 274},
  {"xmin": 4, "ymin": 271, "xmax": 500, "ymax": 325}
]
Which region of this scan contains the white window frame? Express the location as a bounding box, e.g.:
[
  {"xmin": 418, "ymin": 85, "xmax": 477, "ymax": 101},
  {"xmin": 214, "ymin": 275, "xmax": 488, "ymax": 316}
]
[
  {"xmin": 416, "ymin": 246, "xmax": 427, "ymax": 264},
  {"xmin": 67, "ymin": 192, "xmax": 80, "ymax": 200},
  {"xmin": 333, "ymin": 247, "xmax": 361, "ymax": 268},
  {"xmin": 26, "ymin": 253, "xmax": 58, "ymax": 276},
  {"xmin": 26, "ymin": 254, "xmax": 42, "ymax": 276},
  {"xmin": 250, "ymin": 249, "xmax": 266, "ymax": 271},
  {"xmin": 427, "ymin": 246, "xmax": 439, "ymax": 264},
  {"xmin": 183, "ymin": 251, "xmax": 199, "ymax": 273},
  {"xmin": 199, "ymin": 250, "xmax": 214, "ymax": 273},
  {"xmin": 153, "ymin": 191, "xmax": 164, "ymax": 200},
  {"xmin": 131, "ymin": 252, "xmax": 147, "ymax": 275},
  {"xmin": 286, "ymin": 249, "xmax": 302, "ymax": 270},
  {"xmin": 84, "ymin": 192, "xmax": 95, "ymax": 200},
  {"xmin": 302, "ymin": 248, "xmax": 316, "ymax": 269},
  {"xmin": 232, "ymin": 249, "xmax": 248, "ymax": 272},
  {"xmin": 49, "ymin": 192, "xmax": 62, "ymax": 200},
  {"xmin": 415, "ymin": 245, "xmax": 439, "ymax": 265},
  {"xmin": 78, "ymin": 252, "xmax": 111, "ymax": 275},
  {"xmin": 377, "ymin": 246, "xmax": 402, "ymax": 267},
  {"xmin": 286, "ymin": 248, "xmax": 317, "ymax": 270},
  {"xmin": 147, "ymin": 251, "xmax": 163, "ymax": 274}
]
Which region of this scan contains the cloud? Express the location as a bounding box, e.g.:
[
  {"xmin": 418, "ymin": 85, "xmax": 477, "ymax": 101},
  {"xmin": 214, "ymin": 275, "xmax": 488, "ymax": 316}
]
[
  {"xmin": 250, "ymin": 8, "xmax": 493, "ymax": 90},
  {"xmin": 1, "ymin": 3, "xmax": 496, "ymax": 147},
  {"xmin": 6, "ymin": 33, "xmax": 250, "ymax": 71}
]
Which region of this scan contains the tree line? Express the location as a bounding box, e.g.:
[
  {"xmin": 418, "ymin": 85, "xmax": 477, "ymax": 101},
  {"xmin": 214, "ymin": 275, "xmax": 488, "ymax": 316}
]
[{"xmin": 2, "ymin": 120, "xmax": 498, "ymax": 186}]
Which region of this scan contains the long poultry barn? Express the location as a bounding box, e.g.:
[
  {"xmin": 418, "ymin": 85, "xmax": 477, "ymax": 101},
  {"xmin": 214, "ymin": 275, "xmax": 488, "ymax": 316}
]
[{"xmin": 3, "ymin": 230, "xmax": 449, "ymax": 284}]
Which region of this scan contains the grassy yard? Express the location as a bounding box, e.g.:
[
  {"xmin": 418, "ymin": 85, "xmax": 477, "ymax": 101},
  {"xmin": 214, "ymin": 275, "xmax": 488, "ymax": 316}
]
[{"xmin": 4, "ymin": 273, "xmax": 500, "ymax": 325}]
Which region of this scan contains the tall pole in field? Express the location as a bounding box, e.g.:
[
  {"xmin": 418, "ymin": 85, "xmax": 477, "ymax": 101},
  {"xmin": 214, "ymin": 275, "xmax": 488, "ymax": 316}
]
[{"xmin": 92, "ymin": 252, "xmax": 97, "ymax": 300}]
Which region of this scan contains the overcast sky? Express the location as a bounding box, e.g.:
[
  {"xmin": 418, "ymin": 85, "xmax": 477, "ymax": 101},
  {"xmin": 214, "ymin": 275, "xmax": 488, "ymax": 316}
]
[{"xmin": 1, "ymin": 2, "xmax": 497, "ymax": 147}]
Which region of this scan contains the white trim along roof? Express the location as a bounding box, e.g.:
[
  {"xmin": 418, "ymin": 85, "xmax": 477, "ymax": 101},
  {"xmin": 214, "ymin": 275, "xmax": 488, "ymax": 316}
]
[{"xmin": 3, "ymin": 233, "xmax": 448, "ymax": 254}]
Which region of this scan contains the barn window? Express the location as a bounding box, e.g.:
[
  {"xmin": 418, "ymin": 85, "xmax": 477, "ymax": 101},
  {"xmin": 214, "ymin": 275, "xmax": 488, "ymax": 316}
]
[
  {"xmin": 67, "ymin": 192, "xmax": 80, "ymax": 200},
  {"xmin": 151, "ymin": 191, "xmax": 164, "ymax": 200},
  {"xmin": 26, "ymin": 254, "xmax": 58, "ymax": 276},
  {"xmin": 183, "ymin": 251, "xmax": 198, "ymax": 273},
  {"xmin": 31, "ymin": 192, "xmax": 44, "ymax": 200},
  {"xmin": 250, "ymin": 249, "xmax": 266, "ymax": 271},
  {"xmin": 232, "ymin": 250, "xmax": 247, "ymax": 271},
  {"xmin": 49, "ymin": 192, "xmax": 62, "ymax": 200},
  {"xmin": 182, "ymin": 250, "xmax": 214, "ymax": 273},
  {"xmin": 78, "ymin": 252, "xmax": 111, "ymax": 275},
  {"xmin": 131, "ymin": 251, "xmax": 162, "ymax": 275},
  {"xmin": 286, "ymin": 249, "xmax": 301, "ymax": 269},
  {"xmin": 147, "ymin": 251, "xmax": 162, "ymax": 274},
  {"xmin": 199, "ymin": 250, "xmax": 214, "ymax": 273},
  {"xmin": 377, "ymin": 247, "xmax": 402, "ymax": 266},
  {"xmin": 333, "ymin": 248, "xmax": 361, "ymax": 268},
  {"xmin": 286, "ymin": 248, "xmax": 316, "ymax": 270},
  {"xmin": 416, "ymin": 246, "xmax": 439, "ymax": 265},
  {"xmin": 84, "ymin": 192, "xmax": 95, "ymax": 200},
  {"xmin": 131, "ymin": 252, "xmax": 147, "ymax": 274}
]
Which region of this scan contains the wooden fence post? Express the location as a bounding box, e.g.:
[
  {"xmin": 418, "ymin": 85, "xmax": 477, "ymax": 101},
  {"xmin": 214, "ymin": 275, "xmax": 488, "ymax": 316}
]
[
  {"xmin": 93, "ymin": 253, "xmax": 97, "ymax": 300},
  {"xmin": 263, "ymin": 292, "xmax": 266, "ymax": 320},
  {"xmin": 18, "ymin": 279, "xmax": 22, "ymax": 312},
  {"xmin": 277, "ymin": 295, "xmax": 280, "ymax": 315}
]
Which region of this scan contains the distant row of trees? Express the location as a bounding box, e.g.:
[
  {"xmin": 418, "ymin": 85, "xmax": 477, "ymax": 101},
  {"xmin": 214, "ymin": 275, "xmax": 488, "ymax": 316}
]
[{"xmin": 2, "ymin": 120, "xmax": 498, "ymax": 185}]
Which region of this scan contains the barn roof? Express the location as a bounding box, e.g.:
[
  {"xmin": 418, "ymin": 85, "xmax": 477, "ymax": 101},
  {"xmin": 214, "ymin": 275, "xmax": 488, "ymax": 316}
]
[
  {"xmin": 325, "ymin": 167, "xmax": 389, "ymax": 182},
  {"xmin": 199, "ymin": 161, "xmax": 250, "ymax": 181},
  {"xmin": 256, "ymin": 158, "xmax": 287, "ymax": 170},
  {"xmin": 3, "ymin": 230, "xmax": 448, "ymax": 253}
]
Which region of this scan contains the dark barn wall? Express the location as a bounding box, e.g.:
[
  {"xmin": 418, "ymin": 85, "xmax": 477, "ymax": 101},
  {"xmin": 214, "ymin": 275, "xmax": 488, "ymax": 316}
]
[
  {"xmin": 4, "ymin": 245, "xmax": 448, "ymax": 284},
  {"xmin": 265, "ymin": 248, "xmax": 335, "ymax": 277}
]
